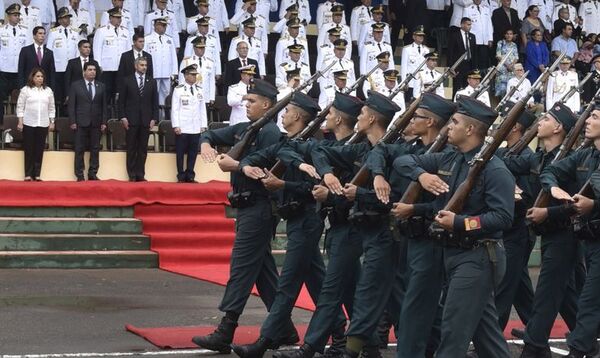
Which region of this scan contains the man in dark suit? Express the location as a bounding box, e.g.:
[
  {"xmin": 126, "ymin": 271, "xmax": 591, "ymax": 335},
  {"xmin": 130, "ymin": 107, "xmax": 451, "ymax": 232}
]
[
  {"xmin": 492, "ymin": 0, "xmax": 522, "ymax": 44},
  {"xmin": 224, "ymin": 40, "xmax": 260, "ymax": 90},
  {"xmin": 447, "ymin": 17, "xmax": 478, "ymax": 96},
  {"xmin": 68, "ymin": 62, "xmax": 108, "ymax": 181},
  {"xmin": 117, "ymin": 33, "xmax": 154, "ymax": 82},
  {"xmin": 18, "ymin": 26, "xmax": 56, "ymax": 90},
  {"xmin": 117, "ymin": 56, "xmax": 159, "ymax": 182},
  {"xmin": 64, "ymin": 40, "xmax": 100, "ymax": 105}
]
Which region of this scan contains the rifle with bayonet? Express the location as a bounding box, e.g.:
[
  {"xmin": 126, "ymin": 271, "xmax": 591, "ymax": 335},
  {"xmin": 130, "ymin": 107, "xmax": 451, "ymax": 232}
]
[
  {"xmin": 226, "ymin": 60, "xmax": 336, "ymax": 160},
  {"xmin": 470, "ymin": 48, "xmax": 515, "ymax": 99},
  {"xmin": 495, "ymin": 70, "xmax": 530, "ymax": 112}
]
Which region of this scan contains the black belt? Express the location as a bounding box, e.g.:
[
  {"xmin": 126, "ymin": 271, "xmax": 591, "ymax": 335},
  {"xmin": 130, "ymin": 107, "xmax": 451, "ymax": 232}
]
[
  {"xmin": 348, "ymin": 209, "xmax": 390, "ymax": 227},
  {"xmin": 529, "ymin": 216, "xmax": 572, "ymax": 235},
  {"xmin": 428, "ymin": 223, "xmax": 480, "ymax": 249},
  {"xmin": 573, "ymin": 218, "xmax": 600, "ymax": 241},
  {"xmin": 398, "ymin": 216, "xmax": 431, "ymax": 240},
  {"xmin": 227, "ymin": 191, "xmax": 256, "ymax": 209},
  {"xmin": 277, "ymin": 201, "xmax": 305, "ymax": 220}
]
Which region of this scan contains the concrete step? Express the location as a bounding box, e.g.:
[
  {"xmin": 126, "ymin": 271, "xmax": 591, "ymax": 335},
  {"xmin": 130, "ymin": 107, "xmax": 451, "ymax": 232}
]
[
  {"xmin": 0, "ymin": 217, "xmax": 142, "ymax": 234},
  {"xmin": 0, "ymin": 234, "xmax": 150, "ymax": 251},
  {"xmin": 0, "ymin": 207, "xmax": 134, "ymax": 218},
  {"xmin": 0, "ymin": 251, "xmax": 158, "ymax": 269}
]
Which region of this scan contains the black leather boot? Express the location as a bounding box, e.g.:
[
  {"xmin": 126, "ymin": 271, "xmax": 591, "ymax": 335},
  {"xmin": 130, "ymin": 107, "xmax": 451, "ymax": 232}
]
[
  {"xmin": 376, "ymin": 311, "xmax": 392, "ymax": 349},
  {"xmin": 358, "ymin": 345, "xmax": 382, "ymax": 358},
  {"xmin": 191, "ymin": 316, "xmax": 237, "ymax": 353},
  {"xmin": 323, "ymin": 325, "xmax": 346, "ymax": 358},
  {"xmin": 272, "ymin": 343, "xmax": 316, "ymax": 358},
  {"xmin": 519, "ymin": 343, "xmax": 552, "ymax": 358},
  {"xmin": 273, "ymin": 319, "xmax": 300, "ymax": 348},
  {"xmin": 231, "ymin": 336, "xmax": 273, "ymax": 358},
  {"xmin": 511, "ymin": 328, "xmax": 526, "ymax": 339},
  {"xmin": 341, "ymin": 348, "xmax": 359, "ymax": 358}
]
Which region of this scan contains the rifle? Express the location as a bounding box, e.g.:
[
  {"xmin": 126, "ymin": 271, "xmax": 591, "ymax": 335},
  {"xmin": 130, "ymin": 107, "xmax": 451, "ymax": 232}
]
[
  {"xmin": 471, "ymin": 48, "xmax": 515, "ymax": 99},
  {"xmin": 427, "ymin": 52, "xmax": 468, "ymax": 94},
  {"xmin": 495, "ymin": 71, "xmax": 530, "ymax": 112},
  {"xmin": 268, "ymin": 62, "xmax": 383, "ymax": 177},
  {"xmin": 556, "ymin": 71, "xmax": 594, "ymax": 104},
  {"xmin": 226, "ymin": 60, "xmax": 336, "ymax": 160}
]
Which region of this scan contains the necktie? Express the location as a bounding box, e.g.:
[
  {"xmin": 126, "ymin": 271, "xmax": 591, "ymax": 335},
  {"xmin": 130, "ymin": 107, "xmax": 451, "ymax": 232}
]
[
  {"xmin": 293, "ymin": 38, "xmax": 297, "ymax": 45},
  {"xmin": 418, "ymin": 45, "xmax": 421, "ymax": 54},
  {"xmin": 64, "ymin": 28, "xmax": 68, "ymax": 38},
  {"xmin": 115, "ymin": 27, "xmax": 118, "ymax": 36},
  {"xmin": 88, "ymin": 82, "xmax": 93, "ymax": 98},
  {"xmin": 367, "ymin": 6, "xmax": 371, "ymax": 18},
  {"xmin": 25, "ymin": 7, "xmax": 28, "ymax": 15},
  {"xmin": 339, "ymin": 59, "xmax": 343, "ymax": 69},
  {"xmin": 477, "ymin": 4, "xmax": 481, "ymax": 12},
  {"xmin": 199, "ymin": 57, "xmax": 203, "ymax": 68},
  {"xmin": 13, "ymin": 27, "xmax": 16, "ymax": 36},
  {"xmin": 242, "ymin": 59, "xmax": 246, "ymax": 66},
  {"xmin": 190, "ymin": 85, "xmax": 194, "ymax": 95},
  {"xmin": 139, "ymin": 75, "xmax": 144, "ymax": 95},
  {"xmin": 249, "ymin": 37, "xmax": 252, "ymax": 46},
  {"xmin": 159, "ymin": 35, "xmax": 163, "ymax": 43},
  {"xmin": 74, "ymin": 9, "xmax": 78, "ymax": 16},
  {"xmin": 430, "ymin": 70, "xmax": 434, "ymax": 78},
  {"xmin": 465, "ymin": 33, "xmax": 471, "ymax": 60},
  {"xmin": 36, "ymin": 46, "xmax": 42, "ymax": 65},
  {"xmin": 378, "ymin": 43, "xmax": 382, "ymax": 51},
  {"xmin": 137, "ymin": 52, "xmax": 141, "ymax": 59}
]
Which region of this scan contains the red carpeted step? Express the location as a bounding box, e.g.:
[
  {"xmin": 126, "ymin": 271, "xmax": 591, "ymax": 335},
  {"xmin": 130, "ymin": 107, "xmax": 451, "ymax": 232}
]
[
  {"xmin": 135, "ymin": 204, "xmax": 228, "ymax": 217},
  {"xmin": 141, "ymin": 217, "xmax": 235, "ymax": 233},
  {"xmin": 148, "ymin": 232, "xmax": 235, "ymax": 249}
]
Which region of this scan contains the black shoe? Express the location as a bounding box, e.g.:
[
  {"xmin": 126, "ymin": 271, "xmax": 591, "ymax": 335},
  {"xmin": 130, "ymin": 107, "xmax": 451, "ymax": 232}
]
[
  {"xmin": 520, "ymin": 343, "xmax": 552, "ymax": 358},
  {"xmin": 323, "ymin": 326, "xmax": 346, "ymax": 358},
  {"xmin": 231, "ymin": 336, "xmax": 273, "ymax": 358},
  {"xmin": 376, "ymin": 311, "xmax": 392, "ymax": 349},
  {"xmin": 34, "ymin": 177, "xmax": 42, "ymax": 182},
  {"xmin": 359, "ymin": 346, "xmax": 382, "ymax": 358},
  {"xmin": 137, "ymin": 178, "xmax": 147, "ymax": 182},
  {"xmin": 129, "ymin": 177, "xmax": 136, "ymax": 182},
  {"xmin": 191, "ymin": 316, "xmax": 238, "ymax": 353},
  {"xmin": 511, "ymin": 328, "xmax": 526, "ymax": 339},
  {"xmin": 76, "ymin": 176, "xmax": 85, "ymax": 182},
  {"xmin": 273, "ymin": 320, "xmax": 300, "ymax": 348},
  {"xmin": 273, "ymin": 344, "xmax": 316, "ymax": 358},
  {"xmin": 341, "ymin": 348, "xmax": 359, "ymax": 358},
  {"xmin": 88, "ymin": 175, "xmax": 100, "ymax": 181},
  {"xmin": 566, "ymin": 348, "xmax": 586, "ymax": 358},
  {"xmin": 186, "ymin": 178, "xmax": 199, "ymax": 183}
]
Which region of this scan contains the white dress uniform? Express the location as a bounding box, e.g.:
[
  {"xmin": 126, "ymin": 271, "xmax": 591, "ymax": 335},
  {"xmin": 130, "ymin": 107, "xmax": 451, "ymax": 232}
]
[
  {"xmin": 413, "ymin": 68, "xmax": 446, "ymax": 98},
  {"xmin": 359, "ymin": 40, "xmax": 394, "ymax": 74},
  {"xmin": 450, "ymin": 0, "xmax": 473, "ymax": 27},
  {"xmin": 30, "ymin": 0, "xmax": 55, "ymax": 30},
  {"xmin": 509, "ymin": 0, "xmax": 528, "ymax": 18},
  {"xmin": 316, "ymin": 41, "xmax": 353, "ymax": 70},
  {"xmin": 319, "ymin": 57, "xmax": 356, "ymax": 89},
  {"xmin": 427, "ymin": 0, "xmax": 451, "ymax": 11},
  {"xmin": 100, "ymin": 8, "xmax": 135, "ymax": 34},
  {"xmin": 546, "ymin": 69, "xmax": 580, "ymax": 113},
  {"xmin": 184, "ymin": 34, "xmax": 221, "ymax": 75},
  {"xmin": 171, "ymin": 83, "xmax": 207, "ymax": 133},
  {"xmin": 18, "ymin": 4, "xmax": 41, "ymax": 39},
  {"xmin": 316, "ymin": 22, "xmax": 352, "ymax": 48},
  {"xmin": 279, "ymin": 0, "xmax": 311, "ymax": 23},
  {"xmin": 92, "ymin": 24, "xmax": 131, "ymax": 72},
  {"xmin": 272, "ymin": 18, "xmax": 308, "ymax": 38},
  {"xmin": 578, "ymin": 0, "xmax": 600, "ymax": 35},
  {"xmin": 144, "ymin": 9, "xmax": 180, "ymax": 48},
  {"xmin": 318, "ymin": 84, "xmax": 355, "ymax": 109},
  {"xmin": 234, "ymin": 0, "xmax": 277, "ymax": 23},
  {"xmin": 227, "ymin": 81, "xmax": 249, "ymax": 126},
  {"xmin": 67, "ymin": 6, "xmax": 94, "ymax": 33},
  {"xmin": 153, "ymin": 0, "xmax": 186, "ymax": 32},
  {"xmin": 46, "ymin": 24, "xmax": 80, "ymax": 72},
  {"xmin": 207, "ymin": 0, "xmax": 229, "ymax": 31},
  {"xmin": 276, "ymin": 85, "xmax": 292, "ymax": 132},
  {"xmin": 274, "ymin": 36, "xmax": 309, "ymax": 70},
  {"xmin": 59, "ymin": 0, "xmax": 95, "ymax": 23},
  {"xmin": 483, "ymin": 0, "xmax": 499, "ymax": 10},
  {"xmin": 229, "ymin": 12, "xmax": 269, "ymax": 53},
  {"xmin": 371, "ymin": 85, "xmax": 406, "ymax": 123},
  {"xmin": 552, "ymin": 3, "xmax": 577, "ymax": 25},
  {"xmin": 124, "ymin": 0, "xmax": 146, "ymax": 27},
  {"xmin": 275, "ymin": 61, "xmax": 311, "ymax": 90},
  {"xmin": 358, "ymin": 21, "xmax": 391, "ymax": 47},
  {"xmin": 0, "ymin": 23, "xmax": 31, "ymax": 73},
  {"xmin": 350, "ymin": 4, "xmax": 372, "ymax": 42},
  {"xmin": 316, "ymin": 1, "xmax": 347, "ymax": 29},
  {"xmin": 362, "ymin": 67, "xmax": 385, "ymax": 95},
  {"xmin": 463, "ymin": 4, "xmax": 493, "ymax": 45},
  {"xmin": 186, "ymin": 13, "xmax": 219, "ymax": 38},
  {"xmin": 400, "ymin": 43, "xmax": 430, "ymax": 91},
  {"xmin": 528, "ymin": 0, "xmax": 554, "ymax": 29},
  {"xmin": 178, "ymin": 54, "xmax": 216, "ymax": 102},
  {"xmin": 228, "ymin": 34, "xmax": 266, "ymax": 77},
  {"xmin": 506, "ymin": 76, "xmax": 534, "ymax": 104},
  {"xmin": 454, "ymin": 85, "xmax": 491, "ymax": 106},
  {"xmin": 144, "ymin": 31, "xmax": 178, "ymax": 105}
]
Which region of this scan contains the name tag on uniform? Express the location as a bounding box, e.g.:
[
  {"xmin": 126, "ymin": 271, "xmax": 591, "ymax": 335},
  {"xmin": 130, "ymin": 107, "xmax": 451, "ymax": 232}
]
[
  {"xmin": 182, "ymin": 98, "xmax": 189, "ymax": 106},
  {"xmin": 54, "ymin": 40, "xmax": 63, "ymax": 48},
  {"xmin": 437, "ymin": 170, "xmax": 452, "ymax": 176},
  {"xmin": 105, "ymin": 39, "xmax": 114, "ymax": 45},
  {"xmin": 576, "ymin": 166, "xmax": 589, "ymax": 172}
]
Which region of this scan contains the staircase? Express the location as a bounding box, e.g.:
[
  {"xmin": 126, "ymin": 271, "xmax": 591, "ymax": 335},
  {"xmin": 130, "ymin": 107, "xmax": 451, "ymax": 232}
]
[{"xmin": 0, "ymin": 207, "xmax": 157, "ymax": 268}]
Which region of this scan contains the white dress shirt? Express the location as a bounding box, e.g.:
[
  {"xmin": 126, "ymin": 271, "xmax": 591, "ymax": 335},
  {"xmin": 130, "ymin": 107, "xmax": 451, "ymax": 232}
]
[{"xmin": 17, "ymin": 85, "xmax": 56, "ymax": 127}]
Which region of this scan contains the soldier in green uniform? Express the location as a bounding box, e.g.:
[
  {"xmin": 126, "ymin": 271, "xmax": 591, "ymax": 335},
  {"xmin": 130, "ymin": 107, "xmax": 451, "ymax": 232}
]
[{"xmin": 394, "ymin": 96, "xmax": 514, "ymax": 357}]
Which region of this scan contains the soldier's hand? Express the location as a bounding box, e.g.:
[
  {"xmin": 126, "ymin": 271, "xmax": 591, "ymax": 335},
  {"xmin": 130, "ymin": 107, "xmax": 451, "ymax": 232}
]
[
  {"xmin": 342, "ymin": 183, "xmax": 357, "ymax": 201},
  {"xmin": 323, "ymin": 173, "xmax": 343, "ymax": 195},
  {"xmin": 373, "ymin": 175, "xmax": 391, "ymax": 204},
  {"xmin": 418, "ymin": 173, "xmax": 449, "ymax": 196},
  {"xmin": 70, "ymin": 123, "xmax": 77, "ymax": 130},
  {"xmin": 391, "ymin": 202, "xmax": 414, "ymax": 219},
  {"xmin": 526, "ymin": 207, "xmax": 548, "ymax": 224},
  {"xmin": 200, "ymin": 142, "xmax": 218, "ymax": 162},
  {"xmin": 298, "ymin": 163, "xmax": 321, "ymax": 180},
  {"xmin": 48, "ymin": 123, "xmax": 55, "ymax": 132},
  {"xmin": 174, "ymin": 127, "xmax": 182, "ymax": 135},
  {"xmin": 216, "ymin": 154, "xmax": 240, "ymax": 172},
  {"xmin": 149, "ymin": 120, "xmax": 155, "ymax": 129},
  {"xmin": 572, "ymin": 194, "xmax": 594, "ymax": 216},
  {"xmin": 312, "ymin": 185, "xmax": 329, "ymax": 202},
  {"xmin": 100, "ymin": 124, "xmax": 107, "ymax": 132},
  {"xmin": 435, "ymin": 210, "xmax": 455, "ymax": 231},
  {"xmin": 550, "ymin": 186, "xmax": 573, "ymax": 202},
  {"xmin": 261, "ymin": 169, "xmax": 285, "ymax": 191},
  {"xmin": 242, "ymin": 165, "xmax": 266, "ymax": 180},
  {"xmin": 121, "ymin": 118, "xmax": 129, "ymax": 130}
]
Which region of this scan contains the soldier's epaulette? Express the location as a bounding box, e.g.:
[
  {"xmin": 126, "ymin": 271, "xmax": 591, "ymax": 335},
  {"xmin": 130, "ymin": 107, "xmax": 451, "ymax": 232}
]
[
  {"xmin": 302, "ymin": 62, "xmax": 308, "ymax": 66},
  {"xmin": 280, "ymin": 62, "xmax": 288, "ymax": 67},
  {"xmin": 365, "ymin": 41, "xmax": 373, "ymax": 45},
  {"xmin": 183, "ymin": 56, "xmax": 191, "ymax": 60},
  {"xmin": 207, "ymin": 34, "xmax": 216, "ymax": 39},
  {"xmin": 18, "ymin": 24, "xmax": 27, "ymax": 29},
  {"xmin": 175, "ymin": 84, "xmax": 184, "ymax": 88},
  {"xmin": 31, "ymin": 6, "xmax": 39, "ymax": 10},
  {"xmin": 50, "ymin": 27, "xmax": 59, "ymax": 32},
  {"xmin": 384, "ymin": 41, "xmax": 390, "ymax": 45},
  {"xmin": 232, "ymin": 35, "xmax": 241, "ymax": 40},
  {"xmin": 320, "ymin": 44, "xmax": 329, "ymax": 48},
  {"xmin": 324, "ymin": 85, "xmax": 333, "ymax": 89}
]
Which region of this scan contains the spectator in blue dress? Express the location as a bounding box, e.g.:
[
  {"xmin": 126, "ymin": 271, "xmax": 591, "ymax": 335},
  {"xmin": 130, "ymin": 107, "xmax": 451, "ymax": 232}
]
[{"xmin": 525, "ymin": 29, "xmax": 549, "ymax": 83}]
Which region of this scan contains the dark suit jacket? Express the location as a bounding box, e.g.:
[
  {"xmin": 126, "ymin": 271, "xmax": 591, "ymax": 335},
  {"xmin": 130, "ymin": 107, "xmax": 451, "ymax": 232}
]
[
  {"xmin": 491, "ymin": 7, "xmax": 522, "ymax": 43},
  {"xmin": 68, "ymin": 79, "xmax": 108, "ymax": 127},
  {"xmin": 18, "ymin": 44, "xmax": 56, "ymax": 89},
  {"xmin": 447, "ymin": 29, "xmax": 478, "ymax": 70},
  {"xmin": 64, "ymin": 57, "xmax": 101, "ymax": 94},
  {"xmin": 553, "ymin": 19, "xmax": 582, "ymax": 39},
  {"xmin": 117, "ymin": 50, "xmax": 154, "ymax": 81},
  {"xmin": 117, "ymin": 74, "xmax": 159, "ymax": 127},
  {"xmin": 224, "ymin": 57, "xmax": 260, "ymax": 87}
]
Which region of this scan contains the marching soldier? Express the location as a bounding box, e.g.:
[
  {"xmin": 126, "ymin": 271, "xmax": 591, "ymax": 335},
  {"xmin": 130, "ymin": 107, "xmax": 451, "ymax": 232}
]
[
  {"xmin": 546, "ymin": 56, "xmax": 580, "ymax": 113},
  {"xmin": 362, "ymin": 51, "xmax": 392, "ymax": 96},
  {"xmin": 357, "ymin": 5, "xmax": 391, "ymax": 47},
  {"xmin": 318, "ymin": 70, "xmax": 355, "ymax": 109},
  {"xmin": 228, "ymin": 17, "xmax": 266, "ymax": 78},
  {"xmin": 350, "ymin": 0, "xmax": 372, "ymax": 44},
  {"xmin": 413, "ymin": 52, "xmax": 446, "ymax": 99},
  {"xmin": 186, "ymin": 0, "xmax": 218, "ymax": 39},
  {"xmin": 184, "ymin": 17, "xmax": 221, "ymax": 78},
  {"xmin": 454, "ymin": 70, "xmax": 491, "ymax": 107},
  {"xmin": 274, "ymin": 18, "xmax": 309, "ymax": 69},
  {"xmin": 272, "ymin": 4, "xmax": 307, "ymax": 38},
  {"xmin": 234, "ymin": 0, "xmax": 277, "ymax": 22},
  {"xmin": 230, "ymin": 0, "xmax": 269, "ymax": 54},
  {"xmin": 367, "ymin": 69, "xmax": 406, "ymax": 123},
  {"xmin": 318, "ymin": 39, "xmax": 356, "ymax": 91},
  {"xmin": 100, "ymin": 0, "xmax": 135, "ymax": 35},
  {"xmin": 316, "ymin": 5, "xmax": 351, "ymax": 50},
  {"xmin": 66, "ymin": 0, "xmax": 93, "ymax": 36},
  {"xmin": 316, "ymin": 0, "xmax": 346, "ymax": 29},
  {"xmin": 359, "ymin": 23, "xmax": 394, "ymax": 75},
  {"xmin": 400, "ymin": 25, "xmax": 430, "ymax": 102},
  {"xmin": 275, "ymin": 44, "xmax": 311, "ymax": 91},
  {"xmin": 0, "ymin": 4, "xmax": 31, "ymax": 125},
  {"xmin": 226, "ymin": 65, "xmax": 254, "ymax": 126},
  {"xmin": 179, "ymin": 36, "xmax": 216, "ymax": 105},
  {"xmin": 279, "ymin": 0, "xmax": 311, "ymax": 24},
  {"xmin": 144, "ymin": 18, "xmax": 178, "ymax": 107},
  {"xmin": 144, "ymin": 0, "xmax": 180, "ymax": 50},
  {"xmin": 18, "ymin": 0, "xmax": 41, "ymax": 39},
  {"xmin": 583, "ymin": 54, "xmax": 600, "ymax": 103}
]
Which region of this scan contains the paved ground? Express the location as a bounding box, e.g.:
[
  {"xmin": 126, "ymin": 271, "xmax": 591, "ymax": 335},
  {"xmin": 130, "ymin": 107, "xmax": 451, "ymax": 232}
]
[{"xmin": 0, "ymin": 268, "xmax": 571, "ymax": 358}]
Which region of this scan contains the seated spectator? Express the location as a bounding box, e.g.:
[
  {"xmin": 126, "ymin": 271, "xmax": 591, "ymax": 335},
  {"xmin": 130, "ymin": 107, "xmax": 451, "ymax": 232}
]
[
  {"xmin": 16, "ymin": 68, "xmax": 55, "ymax": 182},
  {"xmin": 495, "ymin": 29, "xmax": 519, "ymax": 97},
  {"xmin": 506, "ymin": 63, "xmax": 535, "ymax": 107},
  {"xmin": 553, "ymin": 6, "xmax": 582, "ymax": 39},
  {"xmin": 575, "ymin": 34, "xmax": 595, "ymax": 74},
  {"xmin": 524, "ymin": 29, "xmax": 549, "ymax": 87},
  {"xmin": 521, "ymin": 5, "xmax": 547, "ymax": 53}
]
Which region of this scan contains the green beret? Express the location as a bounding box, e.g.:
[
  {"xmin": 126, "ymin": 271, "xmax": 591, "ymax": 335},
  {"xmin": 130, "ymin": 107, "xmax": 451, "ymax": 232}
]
[
  {"xmin": 548, "ymin": 102, "xmax": 577, "ymax": 132},
  {"xmin": 333, "ymin": 92, "xmax": 363, "ymax": 118},
  {"xmin": 247, "ymin": 79, "xmax": 278, "ymax": 101},
  {"xmin": 365, "ymin": 91, "xmax": 401, "ymax": 119},
  {"xmin": 419, "ymin": 93, "xmax": 456, "ymax": 123},
  {"xmin": 456, "ymin": 96, "xmax": 498, "ymax": 127},
  {"xmin": 290, "ymin": 92, "xmax": 321, "ymax": 117}
]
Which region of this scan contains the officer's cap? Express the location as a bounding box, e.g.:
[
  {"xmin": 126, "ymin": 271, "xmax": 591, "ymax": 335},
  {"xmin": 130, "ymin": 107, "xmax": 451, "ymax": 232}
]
[
  {"xmin": 285, "ymin": 3, "xmax": 299, "ymax": 13},
  {"xmin": 467, "ymin": 69, "xmax": 482, "ymax": 79},
  {"xmin": 365, "ymin": 91, "xmax": 401, "ymax": 119},
  {"xmin": 327, "ymin": 27, "xmax": 342, "ymax": 36},
  {"xmin": 247, "ymin": 79, "xmax": 279, "ymax": 101},
  {"xmin": 243, "ymin": 0, "xmax": 257, "ymax": 4},
  {"xmin": 425, "ymin": 52, "xmax": 439, "ymax": 60},
  {"xmin": 383, "ymin": 69, "xmax": 399, "ymax": 81},
  {"xmin": 456, "ymin": 96, "xmax": 498, "ymax": 127},
  {"xmin": 181, "ymin": 63, "xmax": 198, "ymax": 75},
  {"xmin": 498, "ymin": 101, "xmax": 536, "ymax": 129},
  {"xmin": 331, "ymin": 4, "xmax": 344, "ymax": 14},
  {"xmin": 376, "ymin": 51, "xmax": 390, "ymax": 63},
  {"xmin": 195, "ymin": 16, "xmax": 210, "ymax": 26},
  {"xmin": 57, "ymin": 7, "xmax": 72, "ymax": 19},
  {"xmin": 286, "ymin": 68, "xmax": 301, "ymax": 80},
  {"xmin": 548, "ymin": 102, "xmax": 577, "ymax": 132},
  {"xmin": 372, "ymin": 5, "xmax": 385, "ymax": 13},
  {"xmin": 287, "ymin": 44, "xmax": 304, "ymax": 53},
  {"xmin": 238, "ymin": 64, "xmax": 256, "ymax": 75},
  {"xmin": 196, "ymin": 0, "xmax": 209, "ymax": 6},
  {"xmin": 241, "ymin": 17, "xmax": 256, "ymax": 28},
  {"xmin": 371, "ymin": 22, "xmax": 385, "ymax": 33},
  {"xmin": 290, "ymin": 92, "xmax": 321, "ymax": 117},
  {"xmin": 419, "ymin": 93, "xmax": 457, "ymax": 123},
  {"xmin": 333, "ymin": 92, "xmax": 363, "ymax": 118},
  {"xmin": 413, "ymin": 25, "xmax": 426, "ymax": 36},
  {"xmin": 286, "ymin": 17, "xmax": 301, "ymax": 28},
  {"xmin": 191, "ymin": 36, "xmax": 206, "ymax": 48},
  {"xmin": 333, "ymin": 39, "xmax": 348, "ymax": 50},
  {"xmin": 153, "ymin": 17, "xmax": 168, "ymax": 25},
  {"xmin": 5, "ymin": 4, "xmax": 21, "ymax": 15},
  {"xmin": 560, "ymin": 56, "xmax": 572, "ymax": 64},
  {"xmin": 592, "ymin": 54, "xmax": 600, "ymax": 64},
  {"xmin": 333, "ymin": 70, "xmax": 348, "ymax": 80},
  {"xmin": 107, "ymin": 7, "xmax": 123, "ymax": 17}
]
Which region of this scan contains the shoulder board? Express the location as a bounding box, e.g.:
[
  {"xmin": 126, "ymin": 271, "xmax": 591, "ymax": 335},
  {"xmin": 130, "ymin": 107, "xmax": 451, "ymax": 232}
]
[
  {"xmin": 167, "ymin": 9, "xmax": 174, "ymax": 13},
  {"xmin": 365, "ymin": 41, "xmax": 373, "ymax": 45},
  {"xmin": 50, "ymin": 27, "xmax": 59, "ymax": 32},
  {"xmin": 205, "ymin": 57, "xmax": 214, "ymax": 63},
  {"xmin": 302, "ymin": 62, "xmax": 308, "ymax": 66},
  {"xmin": 320, "ymin": 44, "xmax": 329, "ymax": 48},
  {"xmin": 147, "ymin": 10, "xmax": 154, "ymax": 14},
  {"xmin": 183, "ymin": 56, "xmax": 191, "ymax": 60},
  {"xmin": 233, "ymin": 35, "xmax": 241, "ymax": 40},
  {"xmin": 18, "ymin": 24, "xmax": 27, "ymax": 29},
  {"xmin": 206, "ymin": 34, "xmax": 216, "ymax": 39},
  {"xmin": 280, "ymin": 62, "xmax": 288, "ymax": 66},
  {"xmin": 31, "ymin": 6, "xmax": 39, "ymax": 10},
  {"xmin": 175, "ymin": 84, "xmax": 184, "ymax": 88},
  {"xmin": 324, "ymin": 85, "xmax": 333, "ymax": 89},
  {"xmin": 384, "ymin": 42, "xmax": 390, "ymax": 45},
  {"xmin": 123, "ymin": 8, "xmax": 130, "ymax": 13},
  {"xmin": 119, "ymin": 25, "xmax": 127, "ymax": 30}
]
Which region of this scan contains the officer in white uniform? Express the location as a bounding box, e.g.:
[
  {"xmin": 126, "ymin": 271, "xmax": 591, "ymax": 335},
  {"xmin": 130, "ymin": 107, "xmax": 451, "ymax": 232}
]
[
  {"xmin": 184, "ymin": 17, "xmax": 221, "ymax": 78},
  {"xmin": 400, "ymin": 25, "xmax": 430, "ymax": 101},
  {"xmin": 450, "ymin": 0, "xmax": 473, "ymax": 27},
  {"xmin": 578, "ymin": 0, "xmax": 600, "ymax": 35},
  {"xmin": 279, "ymin": 0, "xmax": 311, "ymax": 23},
  {"xmin": 30, "ymin": 0, "xmax": 55, "ymax": 32},
  {"xmin": 152, "ymin": 0, "xmax": 185, "ymax": 35},
  {"xmin": 0, "ymin": 4, "xmax": 31, "ymax": 124},
  {"xmin": 179, "ymin": 36, "xmax": 215, "ymax": 104},
  {"xmin": 350, "ymin": 0, "xmax": 372, "ymax": 43},
  {"xmin": 506, "ymin": 63, "xmax": 534, "ymax": 105},
  {"xmin": 274, "ymin": 17, "xmax": 309, "ymax": 67},
  {"xmin": 357, "ymin": 5, "xmax": 391, "ymax": 46},
  {"xmin": 368, "ymin": 69, "xmax": 406, "ymax": 123},
  {"xmin": 171, "ymin": 63, "xmax": 207, "ymax": 183},
  {"xmin": 66, "ymin": 0, "xmax": 93, "ymax": 37},
  {"xmin": 100, "ymin": 0, "xmax": 135, "ymax": 34},
  {"xmin": 362, "ymin": 51, "xmax": 392, "ymax": 96},
  {"xmin": 227, "ymin": 64, "xmax": 253, "ymax": 126},
  {"xmin": 228, "ymin": 17, "xmax": 266, "ymax": 78},
  {"xmin": 230, "ymin": 0, "xmax": 269, "ymax": 54},
  {"xmin": 316, "ymin": 27, "xmax": 341, "ymax": 71},
  {"xmin": 552, "ymin": 1, "xmax": 577, "ymax": 24},
  {"xmin": 18, "ymin": 0, "xmax": 41, "ymax": 39},
  {"xmin": 546, "ymin": 56, "xmax": 580, "ymax": 113},
  {"xmin": 46, "ymin": 7, "xmax": 80, "ymax": 106},
  {"xmin": 276, "ymin": 67, "xmax": 301, "ymax": 132},
  {"xmin": 275, "ymin": 44, "xmax": 311, "ymax": 91},
  {"xmin": 145, "ymin": 17, "xmax": 178, "ymax": 106},
  {"xmin": 186, "ymin": 0, "xmax": 218, "ymax": 39},
  {"xmin": 272, "ymin": 4, "xmax": 308, "ymax": 38},
  {"xmin": 93, "ymin": 7, "xmax": 131, "ymax": 101},
  {"xmin": 124, "ymin": 0, "xmax": 146, "ymax": 28},
  {"xmin": 144, "ymin": 0, "xmax": 180, "ymax": 49},
  {"xmin": 316, "ymin": 4, "xmax": 352, "ymax": 50},
  {"xmin": 510, "ymin": 0, "xmax": 528, "ymax": 19},
  {"xmin": 319, "ymin": 39, "xmax": 356, "ymax": 92},
  {"xmin": 454, "ymin": 69, "xmax": 491, "ymax": 106},
  {"xmin": 359, "ymin": 23, "xmax": 394, "ymax": 74},
  {"xmin": 319, "ymin": 69, "xmax": 354, "ymax": 109},
  {"xmin": 413, "ymin": 52, "xmax": 446, "ymax": 99},
  {"xmin": 234, "ymin": 0, "xmax": 277, "ymax": 23},
  {"xmin": 59, "ymin": 0, "xmax": 95, "ymax": 24},
  {"xmin": 207, "ymin": 0, "xmax": 229, "ymax": 32},
  {"xmin": 316, "ymin": 0, "xmax": 346, "ymax": 29},
  {"xmin": 463, "ymin": 0, "xmax": 493, "ymax": 69}
]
